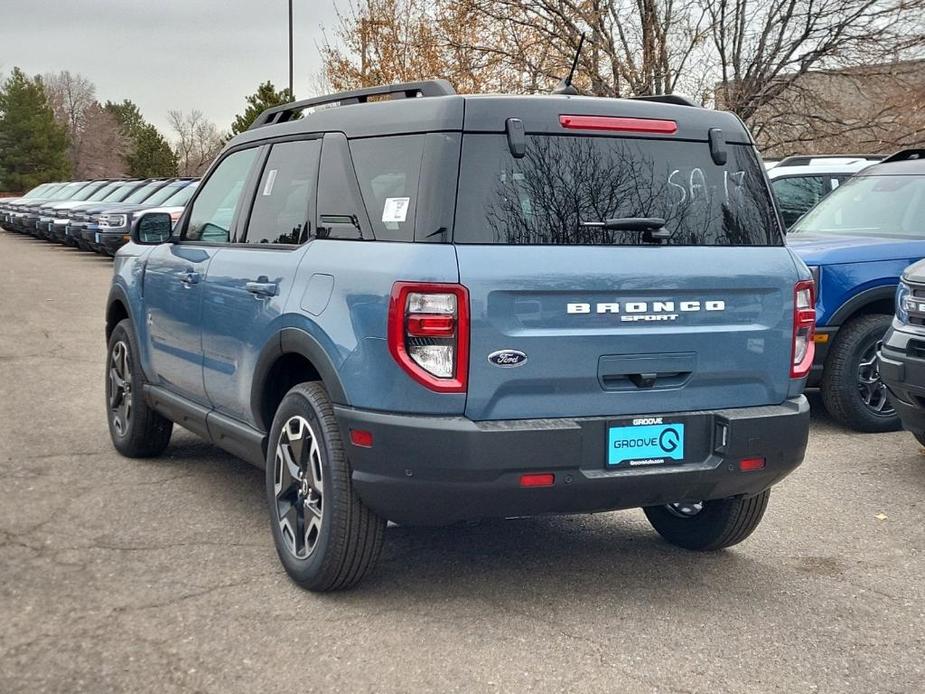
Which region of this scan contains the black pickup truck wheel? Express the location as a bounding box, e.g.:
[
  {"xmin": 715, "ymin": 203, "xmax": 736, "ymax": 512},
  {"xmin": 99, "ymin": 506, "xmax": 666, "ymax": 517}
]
[
  {"xmin": 266, "ymin": 382, "xmax": 385, "ymax": 591},
  {"xmin": 644, "ymin": 490, "xmax": 770, "ymax": 550},
  {"xmin": 821, "ymin": 314, "xmax": 900, "ymax": 432}
]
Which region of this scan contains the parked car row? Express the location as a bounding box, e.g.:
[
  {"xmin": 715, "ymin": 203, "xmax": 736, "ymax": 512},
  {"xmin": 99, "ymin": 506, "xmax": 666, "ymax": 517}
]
[
  {"xmin": 780, "ymin": 150, "xmax": 925, "ymax": 434},
  {"xmin": 0, "ymin": 177, "xmax": 198, "ymax": 255}
]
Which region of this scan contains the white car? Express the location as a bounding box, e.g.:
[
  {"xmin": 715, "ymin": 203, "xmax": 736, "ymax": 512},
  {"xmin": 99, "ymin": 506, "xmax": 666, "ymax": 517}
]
[{"xmin": 768, "ymin": 155, "xmax": 883, "ymax": 227}]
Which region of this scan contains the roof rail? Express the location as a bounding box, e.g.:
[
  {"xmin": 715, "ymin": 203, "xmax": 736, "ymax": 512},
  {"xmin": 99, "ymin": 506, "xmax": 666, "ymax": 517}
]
[
  {"xmin": 881, "ymin": 148, "xmax": 925, "ymax": 163},
  {"xmin": 628, "ymin": 94, "xmax": 698, "ymax": 107},
  {"xmin": 249, "ymin": 79, "xmax": 457, "ymax": 130},
  {"xmin": 777, "ymin": 154, "xmax": 884, "ymax": 167}
]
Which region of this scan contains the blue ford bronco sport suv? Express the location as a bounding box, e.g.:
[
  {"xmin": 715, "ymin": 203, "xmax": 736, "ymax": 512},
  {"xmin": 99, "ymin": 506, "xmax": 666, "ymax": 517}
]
[
  {"xmin": 106, "ymin": 80, "xmax": 813, "ymax": 591},
  {"xmin": 787, "ymin": 150, "xmax": 925, "ymax": 432}
]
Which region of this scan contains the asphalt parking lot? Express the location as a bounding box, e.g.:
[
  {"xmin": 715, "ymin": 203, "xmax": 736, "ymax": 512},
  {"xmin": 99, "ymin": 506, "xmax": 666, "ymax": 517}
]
[{"xmin": 0, "ymin": 231, "xmax": 923, "ymax": 693}]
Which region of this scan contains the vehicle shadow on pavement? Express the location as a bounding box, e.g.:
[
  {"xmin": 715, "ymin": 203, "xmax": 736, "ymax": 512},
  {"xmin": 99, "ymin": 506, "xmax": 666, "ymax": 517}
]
[{"xmin": 153, "ymin": 433, "xmax": 768, "ymax": 602}]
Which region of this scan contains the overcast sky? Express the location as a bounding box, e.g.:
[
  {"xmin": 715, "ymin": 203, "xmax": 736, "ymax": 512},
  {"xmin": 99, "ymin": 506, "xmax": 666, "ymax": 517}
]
[{"xmin": 0, "ymin": 0, "xmax": 342, "ymax": 135}]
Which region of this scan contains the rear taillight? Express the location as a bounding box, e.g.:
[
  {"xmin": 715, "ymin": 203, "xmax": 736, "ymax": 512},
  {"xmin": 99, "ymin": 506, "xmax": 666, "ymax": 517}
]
[
  {"xmin": 388, "ymin": 282, "xmax": 469, "ymax": 393},
  {"xmin": 791, "ymin": 280, "xmax": 816, "ymax": 378}
]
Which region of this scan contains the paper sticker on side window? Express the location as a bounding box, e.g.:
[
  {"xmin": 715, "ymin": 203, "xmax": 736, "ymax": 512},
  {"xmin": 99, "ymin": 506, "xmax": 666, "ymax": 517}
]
[
  {"xmin": 382, "ymin": 197, "xmax": 410, "ymax": 223},
  {"xmin": 262, "ymin": 169, "xmax": 278, "ymax": 196}
]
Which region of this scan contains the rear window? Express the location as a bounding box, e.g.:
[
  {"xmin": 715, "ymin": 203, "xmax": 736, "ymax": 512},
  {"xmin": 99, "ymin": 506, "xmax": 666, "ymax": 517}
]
[{"xmin": 454, "ymin": 135, "xmax": 781, "ymax": 246}]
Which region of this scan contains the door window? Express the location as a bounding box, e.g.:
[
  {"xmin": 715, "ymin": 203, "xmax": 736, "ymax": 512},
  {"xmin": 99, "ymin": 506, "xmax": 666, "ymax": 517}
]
[
  {"xmin": 184, "ymin": 148, "xmax": 259, "ymax": 243},
  {"xmin": 243, "ymin": 139, "xmax": 320, "ymax": 245}
]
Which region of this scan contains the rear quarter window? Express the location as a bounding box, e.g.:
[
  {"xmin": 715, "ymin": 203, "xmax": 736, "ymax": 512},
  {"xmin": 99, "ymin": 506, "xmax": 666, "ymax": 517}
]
[
  {"xmin": 349, "ymin": 135, "xmax": 425, "ymax": 241},
  {"xmin": 454, "ymin": 135, "xmax": 781, "ymax": 246}
]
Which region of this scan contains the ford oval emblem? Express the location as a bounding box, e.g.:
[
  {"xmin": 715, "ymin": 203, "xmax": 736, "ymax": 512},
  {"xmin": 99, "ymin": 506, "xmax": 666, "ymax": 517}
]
[{"xmin": 488, "ymin": 349, "xmax": 528, "ymax": 368}]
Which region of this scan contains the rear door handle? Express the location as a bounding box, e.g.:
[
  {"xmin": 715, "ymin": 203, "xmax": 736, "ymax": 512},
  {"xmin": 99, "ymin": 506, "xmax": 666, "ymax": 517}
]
[
  {"xmin": 245, "ymin": 278, "xmax": 278, "ymax": 297},
  {"xmin": 179, "ymin": 270, "xmax": 200, "ymax": 286}
]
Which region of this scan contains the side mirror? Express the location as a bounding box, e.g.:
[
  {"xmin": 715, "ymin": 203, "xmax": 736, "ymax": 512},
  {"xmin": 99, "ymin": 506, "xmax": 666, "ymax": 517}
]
[{"xmin": 132, "ymin": 212, "xmax": 173, "ymax": 245}]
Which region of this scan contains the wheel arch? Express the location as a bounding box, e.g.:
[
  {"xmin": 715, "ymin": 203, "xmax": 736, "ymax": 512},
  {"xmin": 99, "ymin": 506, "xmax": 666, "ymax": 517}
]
[
  {"xmin": 105, "ymin": 285, "xmax": 134, "ymax": 341},
  {"xmin": 251, "ymin": 328, "xmax": 348, "ymax": 434},
  {"xmin": 827, "ymin": 285, "xmax": 896, "ymax": 327}
]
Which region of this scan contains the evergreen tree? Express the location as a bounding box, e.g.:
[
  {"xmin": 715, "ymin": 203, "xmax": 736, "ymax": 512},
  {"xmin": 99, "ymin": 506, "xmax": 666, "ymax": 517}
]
[
  {"xmin": 127, "ymin": 124, "xmax": 178, "ymax": 178},
  {"xmin": 105, "ymin": 99, "xmax": 177, "ymax": 177},
  {"xmin": 104, "ymin": 99, "xmax": 145, "ymax": 135},
  {"xmin": 0, "ymin": 68, "xmax": 70, "ymax": 190},
  {"xmin": 230, "ymin": 81, "xmax": 293, "ymax": 135}
]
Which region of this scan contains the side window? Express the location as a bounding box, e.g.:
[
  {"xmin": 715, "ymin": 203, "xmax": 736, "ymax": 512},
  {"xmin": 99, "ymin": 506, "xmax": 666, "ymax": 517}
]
[
  {"xmin": 349, "ymin": 135, "xmax": 425, "ymax": 241},
  {"xmin": 771, "ymin": 175, "xmax": 827, "ymax": 228},
  {"xmin": 184, "ymin": 148, "xmax": 259, "ymax": 243},
  {"xmin": 244, "ymin": 139, "xmax": 320, "ymax": 245}
]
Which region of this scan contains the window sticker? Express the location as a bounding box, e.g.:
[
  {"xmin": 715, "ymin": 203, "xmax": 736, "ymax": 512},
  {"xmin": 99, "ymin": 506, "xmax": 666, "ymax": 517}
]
[
  {"xmin": 262, "ymin": 169, "xmax": 278, "ymax": 196},
  {"xmin": 382, "ymin": 197, "xmax": 410, "ymax": 223}
]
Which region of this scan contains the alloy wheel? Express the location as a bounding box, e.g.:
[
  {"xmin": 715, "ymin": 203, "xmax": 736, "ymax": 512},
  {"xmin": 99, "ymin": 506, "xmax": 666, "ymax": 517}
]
[
  {"xmin": 273, "ymin": 415, "xmax": 324, "ymax": 559},
  {"xmin": 857, "ymin": 341, "xmax": 894, "ymax": 416},
  {"xmin": 108, "ymin": 341, "xmax": 133, "ymax": 437}
]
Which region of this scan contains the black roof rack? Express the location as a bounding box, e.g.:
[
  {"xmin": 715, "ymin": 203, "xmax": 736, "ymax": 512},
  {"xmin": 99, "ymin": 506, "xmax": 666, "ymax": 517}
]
[
  {"xmin": 777, "ymin": 154, "xmax": 884, "ymax": 167},
  {"xmin": 881, "ymin": 148, "xmax": 925, "ymax": 163},
  {"xmin": 628, "ymin": 94, "xmax": 698, "ymax": 107},
  {"xmin": 249, "ymin": 79, "xmax": 457, "ymax": 130}
]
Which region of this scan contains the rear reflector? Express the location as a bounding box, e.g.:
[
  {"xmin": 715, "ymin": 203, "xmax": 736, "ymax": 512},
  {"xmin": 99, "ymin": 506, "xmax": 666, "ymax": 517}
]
[
  {"xmin": 350, "ymin": 429, "xmax": 374, "ymax": 448},
  {"xmin": 520, "ymin": 473, "xmax": 555, "ymax": 488},
  {"xmin": 739, "ymin": 457, "xmax": 766, "ymax": 472},
  {"xmin": 559, "ymin": 115, "xmax": 678, "ymax": 134}
]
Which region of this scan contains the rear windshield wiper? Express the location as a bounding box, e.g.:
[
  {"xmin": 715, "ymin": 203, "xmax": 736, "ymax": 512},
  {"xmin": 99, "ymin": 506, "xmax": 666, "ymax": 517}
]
[{"xmin": 580, "ymin": 217, "xmax": 670, "ymax": 240}]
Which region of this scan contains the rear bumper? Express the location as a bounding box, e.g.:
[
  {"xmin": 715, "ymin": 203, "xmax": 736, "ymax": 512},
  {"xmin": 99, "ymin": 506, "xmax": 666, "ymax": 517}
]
[
  {"xmin": 335, "ymin": 397, "xmax": 810, "ymax": 525},
  {"xmin": 879, "ymin": 328, "xmax": 925, "ymax": 434}
]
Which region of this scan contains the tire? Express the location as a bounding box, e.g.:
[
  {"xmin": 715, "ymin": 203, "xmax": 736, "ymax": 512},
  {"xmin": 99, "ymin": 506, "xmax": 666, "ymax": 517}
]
[
  {"xmin": 820, "ymin": 314, "xmax": 900, "ymax": 432},
  {"xmin": 105, "ymin": 319, "xmax": 173, "ymax": 457},
  {"xmin": 266, "ymin": 382, "xmax": 385, "ymax": 591},
  {"xmin": 913, "ymin": 432, "xmax": 925, "ymax": 448},
  {"xmin": 643, "ymin": 490, "xmax": 770, "ymax": 551}
]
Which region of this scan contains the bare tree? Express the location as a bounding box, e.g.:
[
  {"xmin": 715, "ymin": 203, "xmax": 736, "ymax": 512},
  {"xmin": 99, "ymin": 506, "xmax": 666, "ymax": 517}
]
[
  {"xmin": 74, "ymin": 103, "xmax": 127, "ymax": 178},
  {"xmin": 705, "ymin": 0, "xmax": 925, "ymax": 121},
  {"xmin": 321, "ymin": 0, "xmax": 714, "ymax": 98},
  {"xmin": 167, "ymin": 109, "xmax": 223, "ymax": 176},
  {"xmin": 321, "ymin": 0, "xmax": 924, "ymax": 154},
  {"xmin": 43, "ymin": 71, "xmax": 96, "ymax": 172}
]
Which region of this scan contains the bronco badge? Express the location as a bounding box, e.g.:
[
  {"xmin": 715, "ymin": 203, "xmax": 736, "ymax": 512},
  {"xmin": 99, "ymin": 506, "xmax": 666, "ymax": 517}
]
[{"xmin": 488, "ymin": 349, "xmax": 528, "ymax": 367}]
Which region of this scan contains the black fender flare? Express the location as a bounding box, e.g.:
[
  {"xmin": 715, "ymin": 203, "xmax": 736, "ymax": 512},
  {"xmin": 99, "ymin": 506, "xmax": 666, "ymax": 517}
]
[
  {"xmin": 828, "ymin": 285, "xmax": 896, "ymax": 326},
  {"xmin": 105, "ymin": 284, "xmax": 136, "ymax": 339},
  {"xmin": 250, "ymin": 328, "xmax": 349, "ymax": 432}
]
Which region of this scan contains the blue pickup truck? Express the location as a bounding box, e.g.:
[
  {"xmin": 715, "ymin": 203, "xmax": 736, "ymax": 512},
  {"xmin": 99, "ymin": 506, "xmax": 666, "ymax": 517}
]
[
  {"xmin": 105, "ymin": 81, "xmax": 812, "ymax": 590},
  {"xmin": 787, "ymin": 150, "xmax": 925, "ymax": 432}
]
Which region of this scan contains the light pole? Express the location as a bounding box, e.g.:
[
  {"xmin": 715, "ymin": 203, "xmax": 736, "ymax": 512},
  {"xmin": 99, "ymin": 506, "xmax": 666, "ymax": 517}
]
[{"xmin": 288, "ymin": 0, "xmax": 294, "ymax": 98}]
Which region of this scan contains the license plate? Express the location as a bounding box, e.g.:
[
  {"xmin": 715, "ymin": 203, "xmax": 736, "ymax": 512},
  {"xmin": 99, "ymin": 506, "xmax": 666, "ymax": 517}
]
[
  {"xmin": 607, "ymin": 419, "xmax": 685, "ymax": 467},
  {"xmin": 95, "ymin": 232, "xmax": 100, "ymax": 243}
]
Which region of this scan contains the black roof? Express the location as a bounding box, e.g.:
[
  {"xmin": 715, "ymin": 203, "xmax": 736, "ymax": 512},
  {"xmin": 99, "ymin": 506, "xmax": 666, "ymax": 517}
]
[
  {"xmin": 858, "ymin": 149, "xmax": 925, "ymax": 175},
  {"xmin": 230, "ymin": 80, "xmax": 752, "ymax": 149}
]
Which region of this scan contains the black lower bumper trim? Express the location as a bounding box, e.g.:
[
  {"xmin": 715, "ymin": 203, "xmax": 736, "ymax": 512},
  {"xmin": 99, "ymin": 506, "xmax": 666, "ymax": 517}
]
[
  {"xmin": 335, "ymin": 397, "xmax": 810, "ymax": 525},
  {"xmin": 879, "ymin": 338, "xmax": 925, "ymax": 434}
]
